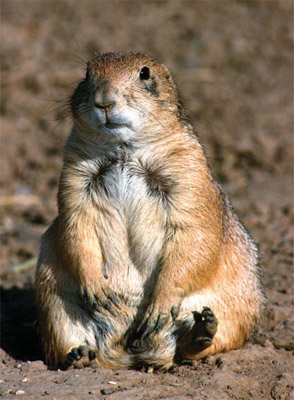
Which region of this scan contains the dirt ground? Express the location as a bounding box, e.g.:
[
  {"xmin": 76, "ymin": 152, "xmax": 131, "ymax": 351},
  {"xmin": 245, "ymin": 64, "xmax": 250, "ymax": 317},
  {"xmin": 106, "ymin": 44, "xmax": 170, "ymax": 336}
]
[{"xmin": 1, "ymin": 1, "xmax": 293, "ymax": 399}]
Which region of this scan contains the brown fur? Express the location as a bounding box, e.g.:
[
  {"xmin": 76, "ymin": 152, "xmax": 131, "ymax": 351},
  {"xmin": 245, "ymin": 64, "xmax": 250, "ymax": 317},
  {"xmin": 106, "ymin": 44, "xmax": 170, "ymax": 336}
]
[{"xmin": 35, "ymin": 52, "xmax": 265, "ymax": 370}]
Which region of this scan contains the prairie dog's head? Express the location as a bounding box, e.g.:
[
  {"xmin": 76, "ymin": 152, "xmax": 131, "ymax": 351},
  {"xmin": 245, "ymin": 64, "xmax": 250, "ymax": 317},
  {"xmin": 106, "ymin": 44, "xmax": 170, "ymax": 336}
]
[{"xmin": 71, "ymin": 52, "xmax": 183, "ymax": 142}]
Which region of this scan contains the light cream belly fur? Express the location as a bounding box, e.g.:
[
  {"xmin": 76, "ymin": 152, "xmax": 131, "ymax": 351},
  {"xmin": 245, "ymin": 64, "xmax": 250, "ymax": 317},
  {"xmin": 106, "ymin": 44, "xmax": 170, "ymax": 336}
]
[
  {"xmin": 94, "ymin": 151, "xmax": 167, "ymax": 286},
  {"xmin": 56, "ymin": 152, "xmax": 179, "ymax": 367}
]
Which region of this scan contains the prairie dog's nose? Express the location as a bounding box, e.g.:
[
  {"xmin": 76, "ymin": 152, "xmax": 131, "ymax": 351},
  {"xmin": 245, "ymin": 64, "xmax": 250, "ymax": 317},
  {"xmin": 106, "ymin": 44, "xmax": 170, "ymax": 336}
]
[
  {"xmin": 95, "ymin": 100, "xmax": 115, "ymax": 111},
  {"xmin": 95, "ymin": 86, "xmax": 116, "ymax": 111}
]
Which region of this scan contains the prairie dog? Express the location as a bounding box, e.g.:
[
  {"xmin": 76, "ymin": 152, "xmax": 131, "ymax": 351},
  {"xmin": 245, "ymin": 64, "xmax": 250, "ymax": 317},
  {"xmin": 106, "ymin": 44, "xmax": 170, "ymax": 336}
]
[{"xmin": 35, "ymin": 52, "xmax": 264, "ymax": 369}]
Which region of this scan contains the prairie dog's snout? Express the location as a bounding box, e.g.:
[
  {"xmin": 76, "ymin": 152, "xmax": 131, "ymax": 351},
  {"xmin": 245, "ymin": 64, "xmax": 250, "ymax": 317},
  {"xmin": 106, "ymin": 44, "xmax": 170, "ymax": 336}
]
[
  {"xmin": 73, "ymin": 69, "xmax": 146, "ymax": 139},
  {"xmin": 94, "ymin": 83, "xmax": 117, "ymax": 110},
  {"xmin": 94, "ymin": 85, "xmax": 120, "ymax": 129}
]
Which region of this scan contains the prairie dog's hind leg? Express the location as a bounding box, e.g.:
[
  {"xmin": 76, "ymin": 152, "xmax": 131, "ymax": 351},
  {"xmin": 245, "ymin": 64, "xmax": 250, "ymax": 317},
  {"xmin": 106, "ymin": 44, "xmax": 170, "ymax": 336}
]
[{"xmin": 35, "ymin": 218, "xmax": 98, "ymax": 368}]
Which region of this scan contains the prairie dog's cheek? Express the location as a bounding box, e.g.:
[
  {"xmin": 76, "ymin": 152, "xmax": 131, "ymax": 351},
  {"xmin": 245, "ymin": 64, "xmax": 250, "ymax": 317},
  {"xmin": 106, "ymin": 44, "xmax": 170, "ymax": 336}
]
[{"xmin": 117, "ymin": 105, "xmax": 148, "ymax": 131}]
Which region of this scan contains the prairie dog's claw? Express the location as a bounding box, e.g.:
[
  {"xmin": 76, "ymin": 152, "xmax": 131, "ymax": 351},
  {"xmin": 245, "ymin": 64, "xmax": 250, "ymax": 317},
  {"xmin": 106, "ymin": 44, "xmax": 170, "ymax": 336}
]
[
  {"xmin": 80, "ymin": 287, "xmax": 120, "ymax": 316},
  {"xmin": 137, "ymin": 304, "xmax": 179, "ymax": 339}
]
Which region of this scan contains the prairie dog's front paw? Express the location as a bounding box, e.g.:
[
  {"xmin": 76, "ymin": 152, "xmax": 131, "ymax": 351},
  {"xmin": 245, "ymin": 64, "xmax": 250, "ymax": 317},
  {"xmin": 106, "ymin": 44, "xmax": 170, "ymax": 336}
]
[
  {"xmin": 138, "ymin": 302, "xmax": 180, "ymax": 338},
  {"xmin": 127, "ymin": 299, "xmax": 180, "ymax": 354},
  {"xmin": 126, "ymin": 279, "xmax": 184, "ymax": 354},
  {"xmin": 80, "ymin": 281, "xmax": 120, "ymax": 317},
  {"xmin": 134, "ymin": 284, "xmax": 182, "ymax": 338}
]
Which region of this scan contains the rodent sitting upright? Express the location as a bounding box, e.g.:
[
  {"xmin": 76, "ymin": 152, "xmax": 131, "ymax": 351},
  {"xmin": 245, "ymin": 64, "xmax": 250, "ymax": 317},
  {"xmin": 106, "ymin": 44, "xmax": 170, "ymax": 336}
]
[{"xmin": 35, "ymin": 52, "xmax": 265, "ymax": 370}]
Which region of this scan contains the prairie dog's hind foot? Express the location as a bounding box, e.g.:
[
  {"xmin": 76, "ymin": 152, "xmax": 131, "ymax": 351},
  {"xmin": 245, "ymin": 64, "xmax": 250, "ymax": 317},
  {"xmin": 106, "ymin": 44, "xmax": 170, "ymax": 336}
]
[
  {"xmin": 192, "ymin": 306, "xmax": 218, "ymax": 349},
  {"xmin": 176, "ymin": 307, "xmax": 218, "ymax": 362},
  {"xmin": 63, "ymin": 345, "xmax": 98, "ymax": 370}
]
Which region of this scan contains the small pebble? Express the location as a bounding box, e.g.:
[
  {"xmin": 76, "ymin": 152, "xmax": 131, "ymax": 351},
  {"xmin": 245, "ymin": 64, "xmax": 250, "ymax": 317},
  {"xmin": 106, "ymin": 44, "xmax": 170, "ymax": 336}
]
[
  {"xmin": 16, "ymin": 390, "xmax": 26, "ymax": 395},
  {"xmin": 101, "ymin": 388, "xmax": 114, "ymax": 395},
  {"xmin": 22, "ymin": 377, "xmax": 28, "ymax": 383},
  {"xmin": 108, "ymin": 381, "xmax": 117, "ymax": 385}
]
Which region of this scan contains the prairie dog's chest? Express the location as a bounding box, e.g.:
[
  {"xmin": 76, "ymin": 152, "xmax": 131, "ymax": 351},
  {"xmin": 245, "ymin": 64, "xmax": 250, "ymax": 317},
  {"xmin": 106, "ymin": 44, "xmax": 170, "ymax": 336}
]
[
  {"xmin": 82, "ymin": 148, "xmax": 173, "ymax": 269},
  {"xmin": 87, "ymin": 148, "xmax": 174, "ymax": 214}
]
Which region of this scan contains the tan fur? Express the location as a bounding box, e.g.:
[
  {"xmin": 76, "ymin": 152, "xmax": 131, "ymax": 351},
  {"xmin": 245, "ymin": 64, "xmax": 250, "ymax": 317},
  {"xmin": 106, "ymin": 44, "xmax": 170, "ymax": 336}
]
[{"xmin": 35, "ymin": 52, "xmax": 265, "ymax": 369}]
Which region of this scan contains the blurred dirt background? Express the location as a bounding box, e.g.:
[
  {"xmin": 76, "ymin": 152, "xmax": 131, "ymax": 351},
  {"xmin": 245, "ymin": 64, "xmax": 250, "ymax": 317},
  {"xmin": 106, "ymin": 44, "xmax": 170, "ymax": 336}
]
[{"xmin": 1, "ymin": 1, "xmax": 293, "ymax": 399}]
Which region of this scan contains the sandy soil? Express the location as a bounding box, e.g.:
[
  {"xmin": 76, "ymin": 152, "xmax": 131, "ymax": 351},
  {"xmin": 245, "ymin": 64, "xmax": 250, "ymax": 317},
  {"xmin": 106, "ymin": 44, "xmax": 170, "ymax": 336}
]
[{"xmin": 1, "ymin": 1, "xmax": 293, "ymax": 399}]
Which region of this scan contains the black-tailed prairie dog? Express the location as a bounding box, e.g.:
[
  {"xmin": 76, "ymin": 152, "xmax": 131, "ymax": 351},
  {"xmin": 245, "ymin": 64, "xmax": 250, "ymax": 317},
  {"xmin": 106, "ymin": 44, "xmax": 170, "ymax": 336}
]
[{"xmin": 35, "ymin": 52, "xmax": 265, "ymax": 369}]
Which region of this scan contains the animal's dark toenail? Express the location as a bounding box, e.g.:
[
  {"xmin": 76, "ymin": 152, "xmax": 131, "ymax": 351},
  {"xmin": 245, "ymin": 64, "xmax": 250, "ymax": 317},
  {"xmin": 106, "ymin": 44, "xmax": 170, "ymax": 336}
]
[
  {"xmin": 71, "ymin": 348, "xmax": 79, "ymax": 360},
  {"xmin": 78, "ymin": 346, "xmax": 87, "ymax": 356},
  {"xmin": 89, "ymin": 350, "xmax": 97, "ymax": 360},
  {"xmin": 66, "ymin": 353, "xmax": 75, "ymax": 363}
]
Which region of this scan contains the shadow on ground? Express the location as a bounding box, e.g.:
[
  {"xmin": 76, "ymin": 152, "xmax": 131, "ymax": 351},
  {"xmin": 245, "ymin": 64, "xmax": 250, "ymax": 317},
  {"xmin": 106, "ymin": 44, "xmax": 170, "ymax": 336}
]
[{"xmin": 0, "ymin": 286, "xmax": 43, "ymax": 362}]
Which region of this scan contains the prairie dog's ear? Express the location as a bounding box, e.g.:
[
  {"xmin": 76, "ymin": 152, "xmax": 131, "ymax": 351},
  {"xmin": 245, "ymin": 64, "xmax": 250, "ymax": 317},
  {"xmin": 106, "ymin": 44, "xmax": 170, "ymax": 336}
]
[
  {"xmin": 158, "ymin": 63, "xmax": 178, "ymax": 96},
  {"xmin": 160, "ymin": 63, "xmax": 173, "ymax": 81}
]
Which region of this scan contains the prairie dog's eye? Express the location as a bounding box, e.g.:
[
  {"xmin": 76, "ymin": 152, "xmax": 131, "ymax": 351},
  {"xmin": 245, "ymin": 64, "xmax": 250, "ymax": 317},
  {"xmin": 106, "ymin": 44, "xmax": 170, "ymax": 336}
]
[{"xmin": 140, "ymin": 66, "xmax": 150, "ymax": 80}]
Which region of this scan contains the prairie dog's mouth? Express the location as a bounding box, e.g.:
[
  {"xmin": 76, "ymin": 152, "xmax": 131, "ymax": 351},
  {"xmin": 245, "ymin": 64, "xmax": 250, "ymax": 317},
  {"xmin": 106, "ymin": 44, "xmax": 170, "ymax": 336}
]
[{"xmin": 104, "ymin": 122, "xmax": 122, "ymax": 129}]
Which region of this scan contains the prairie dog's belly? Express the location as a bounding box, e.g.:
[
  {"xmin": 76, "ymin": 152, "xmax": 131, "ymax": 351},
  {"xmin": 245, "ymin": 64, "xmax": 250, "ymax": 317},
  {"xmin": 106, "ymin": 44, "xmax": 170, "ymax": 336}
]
[{"xmin": 88, "ymin": 153, "xmax": 166, "ymax": 303}]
